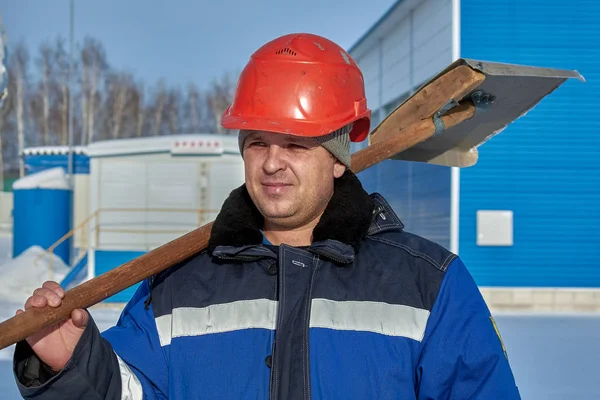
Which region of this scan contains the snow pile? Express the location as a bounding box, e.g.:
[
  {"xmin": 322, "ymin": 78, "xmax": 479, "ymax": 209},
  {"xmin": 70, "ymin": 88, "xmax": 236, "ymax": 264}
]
[
  {"xmin": 0, "ymin": 298, "xmax": 21, "ymax": 361},
  {"xmin": 0, "ymin": 236, "xmax": 11, "ymax": 266},
  {"xmin": 0, "ymin": 245, "xmax": 70, "ymax": 305},
  {"xmin": 0, "ymin": 245, "xmax": 70, "ymax": 360},
  {"xmin": 12, "ymin": 167, "xmax": 69, "ymax": 190}
]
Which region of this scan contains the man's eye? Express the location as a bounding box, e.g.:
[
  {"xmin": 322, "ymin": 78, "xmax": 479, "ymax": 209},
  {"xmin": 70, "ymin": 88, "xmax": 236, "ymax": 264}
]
[
  {"xmin": 248, "ymin": 141, "xmax": 266, "ymax": 147},
  {"xmin": 288, "ymin": 143, "xmax": 307, "ymax": 149}
]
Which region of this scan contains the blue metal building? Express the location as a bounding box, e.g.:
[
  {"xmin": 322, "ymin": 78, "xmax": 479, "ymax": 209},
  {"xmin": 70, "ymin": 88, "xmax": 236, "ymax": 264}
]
[
  {"xmin": 23, "ymin": 146, "xmax": 90, "ymax": 175},
  {"xmin": 458, "ymin": 0, "xmax": 599, "ymax": 287},
  {"xmin": 349, "ymin": 0, "xmax": 598, "ymax": 288}
]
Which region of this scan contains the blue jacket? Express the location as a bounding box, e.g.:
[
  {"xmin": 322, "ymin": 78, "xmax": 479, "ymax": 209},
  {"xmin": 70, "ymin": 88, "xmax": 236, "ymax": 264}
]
[{"xmin": 14, "ymin": 171, "xmax": 521, "ymax": 399}]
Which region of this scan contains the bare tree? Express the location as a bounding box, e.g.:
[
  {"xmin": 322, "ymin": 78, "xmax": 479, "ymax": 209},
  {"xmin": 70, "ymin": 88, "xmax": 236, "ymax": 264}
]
[
  {"xmin": 166, "ymin": 88, "xmax": 181, "ymax": 134},
  {"xmin": 53, "ymin": 38, "xmax": 70, "ymax": 145},
  {"xmin": 186, "ymin": 83, "xmax": 201, "ymax": 132},
  {"xmin": 81, "ymin": 38, "xmax": 107, "ymax": 144},
  {"xmin": 103, "ymin": 71, "xmax": 132, "ymax": 139},
  {"xmin": 136, "ymin": 81, "xmax": 145, "ymax": 137},
  {"xmin": 151, "ymin": 80, "xmax": 166, "ymax": 136},
  {"xmin": 183, "ymin": 82, "xmax": 215, "ymax": 133},
  {"xmin": 102, "ymin": 70, "xmax": 145, "ymax": 139},
  {"xmin": 37, "ymin": 43, "xmax": 53, "ymax": 145},
  {"xmin": 9, "ymin": 42, "xmax": 29, "ymax": 177},
  {"xmin": 80, "ymin": 68, "xmax": 87, "ymax": 143},
  {"xmin": 0, "ymin": 70, "xmax": 14, "ymax": 191},
  {"xmin": 123, "ymin": 79, "xmax": 141, "ymax": 138},
  {"xmin": 29, "ymin": 40, "xmax": 71, "ymax": 147},
  {"xmin": 206, "ymin": 72, "xmax": 235, "ymax": 134},
  {"xmin": 0, "ymin": 19, "xmax": 11, "ymax": 190},
  {"xmin": 1, "ymin": 34, "xmax": 243, "ymax": 161}
]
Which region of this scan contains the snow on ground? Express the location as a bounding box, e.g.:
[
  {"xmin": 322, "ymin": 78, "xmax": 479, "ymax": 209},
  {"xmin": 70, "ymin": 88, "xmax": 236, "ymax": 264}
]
[
  {"xmin": 0, "ymin": 235, "xmax": 11, "ymax": 266},
  {"xmin": 0, "ymin": 245, "xmax": 71, "ymax": 306},
  {"xmin": 495, "ymin": 312, "xmax": 600, "ymax": 399}
]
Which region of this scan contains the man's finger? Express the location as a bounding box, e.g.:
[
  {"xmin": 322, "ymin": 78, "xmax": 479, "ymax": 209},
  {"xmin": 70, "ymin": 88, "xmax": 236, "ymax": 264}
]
[
  {"xmin": 71, "ymin": 309, "xmax": 89, "ymax": 329},
  {"xmin": 25, "ymin": 295, "xmax": 47, "ymax": 310},
  {"xmin": 42, "ymin": 281, "xmax": 65, "ymax": 298},
  {"xmin": 33, "ymin": 287, "xmax": 62, "ymax": 307}
]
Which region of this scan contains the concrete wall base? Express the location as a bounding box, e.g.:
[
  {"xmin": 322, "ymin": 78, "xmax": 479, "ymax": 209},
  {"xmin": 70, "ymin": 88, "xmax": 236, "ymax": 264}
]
[{"xmin": 479, "ymin": 287, "xmax": 600, "ymax": 313}]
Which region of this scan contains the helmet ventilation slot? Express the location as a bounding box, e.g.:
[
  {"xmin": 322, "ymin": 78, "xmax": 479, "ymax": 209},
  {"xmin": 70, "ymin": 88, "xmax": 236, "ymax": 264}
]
[{"xmin": 275, "ymin": 47, "xmax": 297, "ymax": 56}]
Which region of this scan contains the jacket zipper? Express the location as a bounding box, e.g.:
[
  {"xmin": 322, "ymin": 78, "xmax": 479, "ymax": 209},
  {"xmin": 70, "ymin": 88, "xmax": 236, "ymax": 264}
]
[
  {"xmin": 270, "ymin": 248, "xmax": 284, "ymax": 400},
  {"xmin": 303, "ymin": 259, "xmax": 318, "ymax": 400}
]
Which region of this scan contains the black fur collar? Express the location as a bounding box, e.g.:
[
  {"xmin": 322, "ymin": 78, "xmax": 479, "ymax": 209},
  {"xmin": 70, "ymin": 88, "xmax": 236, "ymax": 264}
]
[{"xmin": 207, "ymin": 170, "xmax": 374, "ymax": 253}]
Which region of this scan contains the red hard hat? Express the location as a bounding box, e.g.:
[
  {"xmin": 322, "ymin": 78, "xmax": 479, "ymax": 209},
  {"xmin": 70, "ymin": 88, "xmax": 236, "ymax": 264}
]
[{"xmin": 221, "ymin": 33, "xmax": 371, "ymax": 142}]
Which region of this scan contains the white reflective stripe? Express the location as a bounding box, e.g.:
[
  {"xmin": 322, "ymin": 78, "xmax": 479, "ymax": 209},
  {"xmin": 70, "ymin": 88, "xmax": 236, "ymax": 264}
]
[
  {"xmin": 155, "ymin": 313, "xmax": 173, "ymax": 347},
  {"xmin": 155, "ymin": 298, "xmax": 278, "ymax": 346},
  {"xmin": 309, "ymin": 298, "xmax": 430, "ymax": 342},
  {"xmin": 115, "ymin": 353, "xmax": 143, "ymax": 400}
]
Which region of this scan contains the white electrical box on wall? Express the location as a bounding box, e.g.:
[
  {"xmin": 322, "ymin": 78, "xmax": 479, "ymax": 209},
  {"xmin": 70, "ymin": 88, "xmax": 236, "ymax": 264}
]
[{"xmin": 476, "ymin": 210, "xmax": 514, "ymax": 246}]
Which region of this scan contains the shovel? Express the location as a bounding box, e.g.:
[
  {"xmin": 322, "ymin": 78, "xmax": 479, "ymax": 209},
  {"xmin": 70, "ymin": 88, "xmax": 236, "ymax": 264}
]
[{"xmin": 0, "ymin": 58, "xmax": 583, "ymax": 350}]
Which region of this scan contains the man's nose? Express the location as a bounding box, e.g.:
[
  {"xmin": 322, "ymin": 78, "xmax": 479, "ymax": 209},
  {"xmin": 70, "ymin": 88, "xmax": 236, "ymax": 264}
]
[{"xmin": 263, "ymin": 145, "xmax": 286, "ymax": 174}]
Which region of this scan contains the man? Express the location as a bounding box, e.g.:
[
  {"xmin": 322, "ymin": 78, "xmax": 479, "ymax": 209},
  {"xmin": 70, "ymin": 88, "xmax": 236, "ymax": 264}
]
[{"xmin": 13, "ymin": 33, "xmax": 521, "ymax": 399}]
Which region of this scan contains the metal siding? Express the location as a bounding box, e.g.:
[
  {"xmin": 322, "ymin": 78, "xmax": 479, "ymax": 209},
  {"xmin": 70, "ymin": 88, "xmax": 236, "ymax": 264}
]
[
  {"xmin": 91, "ymin": 155, "xmax": 244, "ymax": 252},
  {"xmin": 206, "ymin": 160, "xmax": 246, "ymax": 222},
  {"xmin": 459, "ymin": 0, "xmax": 600, "ymax": 287},
  {"xmin": 381, "ymin": 22, "xmax": 412, "ymax": 105},
  {"xmin": 358, "ymin": 161, "xmax": 451, "ymax": 249},
  {"xmin": 145, "ymin": 162, "xmax": 202, "ymax": 247},
  {"xmin": 24, "ymin": 153, "xmax": 90, "ymax": 175},
  {"xmin": 412, "ymin": 0, "xmax": 453, "ymax": 85},
  {"xmin": 97, "ymin": 160, "xmax": 149, "ymax": 250},
  {"xmin": 350, "ymin": 0, "xmax": 453, "ymax": 249},
  {"xmin": 356, "ymin": 49, "xmax": 381, "ymax": 111}
]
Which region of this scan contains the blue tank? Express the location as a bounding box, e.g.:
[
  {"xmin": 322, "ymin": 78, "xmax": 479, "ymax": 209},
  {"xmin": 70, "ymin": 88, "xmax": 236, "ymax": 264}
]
[{"xmin": 12, "ymin": 169, "xmax": 72, "ymax": 265}]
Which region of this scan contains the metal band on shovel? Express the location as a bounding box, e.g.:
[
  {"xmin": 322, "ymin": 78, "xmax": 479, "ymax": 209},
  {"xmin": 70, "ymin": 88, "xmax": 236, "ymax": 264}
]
[{"xmin": 0, "ymin": 59, "xmax": 583, "ymax": 350}]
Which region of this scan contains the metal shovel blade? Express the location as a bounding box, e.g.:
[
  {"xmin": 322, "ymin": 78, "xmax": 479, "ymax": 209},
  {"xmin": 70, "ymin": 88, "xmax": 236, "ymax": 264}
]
[{"xmin": 388, "ymin": 58, "xmax": 585, "ymax": 167}]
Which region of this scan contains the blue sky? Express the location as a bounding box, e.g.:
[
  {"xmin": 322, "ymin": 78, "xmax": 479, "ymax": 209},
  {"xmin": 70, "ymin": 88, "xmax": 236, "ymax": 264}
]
[{"xmin": 1, "ymin": 0, "xmax": 397, "ymax": 91}]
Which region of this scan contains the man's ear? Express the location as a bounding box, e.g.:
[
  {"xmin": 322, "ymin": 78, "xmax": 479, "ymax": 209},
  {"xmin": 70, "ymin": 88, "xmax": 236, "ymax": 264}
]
[{"xmin": 333, "ymin": 161, "xmax": 346, "ymax": 178}]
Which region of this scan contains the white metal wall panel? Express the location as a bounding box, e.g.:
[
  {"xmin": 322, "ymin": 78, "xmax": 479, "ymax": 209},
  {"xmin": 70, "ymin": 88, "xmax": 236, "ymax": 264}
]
[
  {"xmin": 72, "ymin": 174, "xmax": 90, "ymax": 249},
  {"xmin": 88, "ymin": 153, "xmax": 246, "ymax": 252},
  {"xmin": 356, "ymin": 48, "xmax": 381, "ymax": 111},
  {"xmin": 145, "ymin": 162, "xmax": 202, "ymax": 248},
  {"xmin": 205, "ymin": 161, "xmax": 246, "ymax": 223},
  {"xmin": 146, "ymin": 162, "xmax": 199, "ymax": 209},
  {"xmin": 412, "ymin": 0, "xmax": 453, "ymax": 85},
  {"xmin": 381, "ymin": 22, "xmax": 411, "ymax": 105},
  {"xmin": 97, "ymin": 160, "xmax": 148, "ymax": 250},
  {"xmin": 99, "ymin": 161, "xmax": 147, "ymax": 209},
  {"xmin": 350, "ymin": 0, "xmax": 452, "ymax": 112}
]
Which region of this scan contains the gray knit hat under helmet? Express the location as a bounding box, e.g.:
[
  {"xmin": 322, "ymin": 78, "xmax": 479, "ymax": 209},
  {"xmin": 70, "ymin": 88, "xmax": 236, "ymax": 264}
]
[{"xmin": 238, "ymin": 123, "xmax": 353, "ymax": 168}]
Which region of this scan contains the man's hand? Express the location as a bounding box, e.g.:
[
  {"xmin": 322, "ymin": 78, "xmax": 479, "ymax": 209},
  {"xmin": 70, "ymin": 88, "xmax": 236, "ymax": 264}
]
[{"xmin": 16, "ymin": 281, "xmax": 88, "ymax": 372}]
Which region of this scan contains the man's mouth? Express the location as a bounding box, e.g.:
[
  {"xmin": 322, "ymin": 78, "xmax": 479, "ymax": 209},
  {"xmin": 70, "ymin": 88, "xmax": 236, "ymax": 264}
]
[{"xmin": 261, "ymin": 182, "xmax": 292, "ymax": 195}]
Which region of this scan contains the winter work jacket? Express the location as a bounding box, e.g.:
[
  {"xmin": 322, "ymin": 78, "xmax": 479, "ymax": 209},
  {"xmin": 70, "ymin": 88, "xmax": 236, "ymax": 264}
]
[{"xmin": 14, "ymin": 171, "xmax": 521, "ymax": 399}]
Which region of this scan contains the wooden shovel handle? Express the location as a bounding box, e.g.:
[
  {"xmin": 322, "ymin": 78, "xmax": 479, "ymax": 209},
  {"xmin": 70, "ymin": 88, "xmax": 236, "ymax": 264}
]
[
  {"xmin": 0, "ymin": 103, "xmax": 476, "ymax": 351},
  {"xmin": 352, "ymin": 102, "xmax": 475, "ymax": 172}
]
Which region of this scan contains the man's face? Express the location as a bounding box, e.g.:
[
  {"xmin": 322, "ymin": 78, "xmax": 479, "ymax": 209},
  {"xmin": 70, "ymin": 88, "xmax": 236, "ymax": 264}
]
[{"xmin": 243, "ymin": 131, "xmax": 346, "ymax": 228}]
